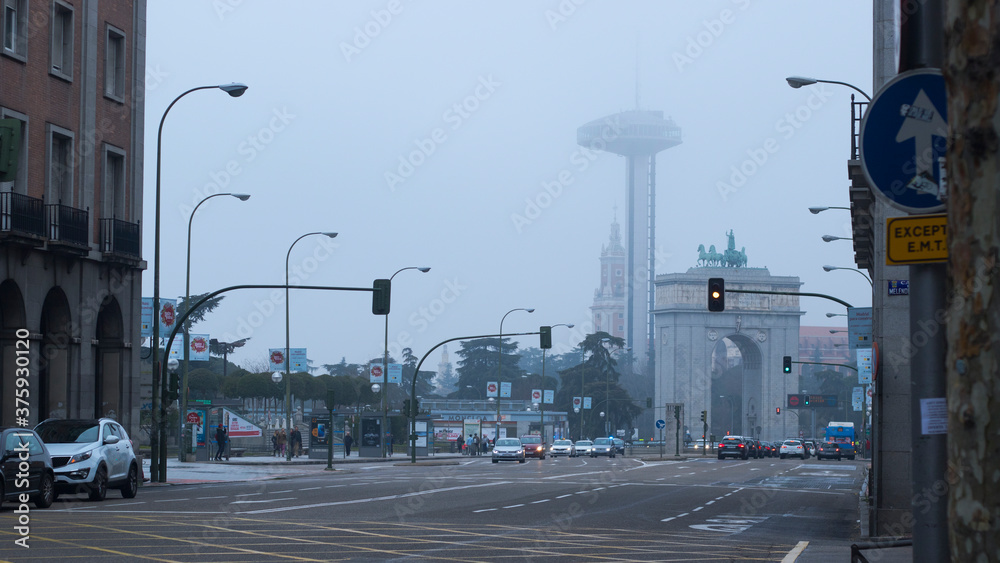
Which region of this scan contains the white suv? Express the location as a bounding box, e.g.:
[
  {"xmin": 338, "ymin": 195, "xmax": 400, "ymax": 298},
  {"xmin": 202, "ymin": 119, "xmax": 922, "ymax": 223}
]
[{"xmin": 35, "ymin": 418, "xmax": 139, "ymax": 501}]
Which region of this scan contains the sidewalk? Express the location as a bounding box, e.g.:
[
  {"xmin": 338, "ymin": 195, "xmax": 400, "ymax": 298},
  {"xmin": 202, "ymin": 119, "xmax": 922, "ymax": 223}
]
[
  {"xmin": 791, "ymin": 539, "xmax": 912, "ymax": 562},
  {"xmin": 141, "ymin": 451, "xmax": 465, "ymax": 485}
]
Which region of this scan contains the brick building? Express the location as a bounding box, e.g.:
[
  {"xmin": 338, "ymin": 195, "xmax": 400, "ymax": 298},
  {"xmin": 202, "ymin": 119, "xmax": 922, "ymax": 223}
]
[{"xmin": 1, "ymin": 1, "xmax": 146, "ymax": 438}]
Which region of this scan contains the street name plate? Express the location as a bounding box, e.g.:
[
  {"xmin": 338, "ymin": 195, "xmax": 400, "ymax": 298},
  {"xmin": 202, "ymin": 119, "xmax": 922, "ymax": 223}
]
[{"xmin": 886, "ymin": 213, "xmax": 947, "ymax": 265}]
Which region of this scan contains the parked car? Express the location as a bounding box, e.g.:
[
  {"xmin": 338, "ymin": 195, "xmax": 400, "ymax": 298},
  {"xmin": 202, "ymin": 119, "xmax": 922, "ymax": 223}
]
[
  {"xmin": 549, "ymin": 439, "xmax": 575, "ymax": 457},
  {"xmin": 590, "ymin": 438, "xmax": 616, "ymax": 458},
  {"xmin": 573, "ymin": 440, "xmax": 594, "ymax": 457},
  {"xmin": 491, "ymin": 438, "xmax": 525, "ymax": 463},
  {"xmin": 717, "ymin": 436, "xmax": 748, "ymax": 460},
  {"xmin": 35, "ymin": 418, "xmax": 139, "ymax": 501},
  {"xmin": 518, "ymin": 435, "xmax": 546, "ymax": 460},
  {"xmin": 816, "ymin": 441, "xmax": 843, "ymax": 461},
  {"xmin": 0, "ymin": 428, "xmax": 56, "ymax": 509},
  {"xmin": 779, "ymin": 439, "xmax": 807, "ymax": 460}
]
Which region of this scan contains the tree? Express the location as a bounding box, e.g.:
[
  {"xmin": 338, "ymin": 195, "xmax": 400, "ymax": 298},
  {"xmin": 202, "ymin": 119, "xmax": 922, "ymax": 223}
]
[
  {"xmin": 176, "ymin": 292, "xmax": 225, "ymax": 325},
  {"xmin": 186, "ymin": 368, "xmax": 219, "ymax": 400},
  {"xmin": 944, "ymin": 5, "xmax": 999, "ymax": 558},
  {"xmin": 554, "ymin": 332, "xmax": 632, "ymax": 439},
  {"xmin": 453, "ymin": 338, "xmax": 524, "ymax": 397}
]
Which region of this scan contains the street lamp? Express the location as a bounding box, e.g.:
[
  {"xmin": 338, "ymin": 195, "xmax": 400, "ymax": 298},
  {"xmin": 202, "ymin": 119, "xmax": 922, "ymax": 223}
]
[
  {"xmin": 823, "ymin": 265, "xmax": 874, "ymax": 287},
  {"xmin": 180, "ymin": 192, "xmax": 250, "ymax": 462},
  {"xmin": 826, "ymin": 312, "xmax": 848, "ymax": 318},
  {"xmin": 785, "ymin": 76, "xmax": 872, "ymax": 101},
  {"xmin": 151, "ymin": 82, "xmax": 248, "ymax": 483},
  {"xmin": 285, "ymin": 231, "xmax": 338, "ymax": 461},
  {"xmin": 822, "ymin": 234, "xmax": 853, "ymax": 243},
  {"xmin": 381, "ymin": 266, "xmax": 430, "ymax": 458},
  {"xmin": 808, "ymin": 206, "xmax": 851, "ymax": 214},
  {"xmin": 830, "ymin": 329, "xmax": 849, "ymax": 334},
  {"xmin": 497, "ymin": 307, "xmax": 534, "ymax": 440}
]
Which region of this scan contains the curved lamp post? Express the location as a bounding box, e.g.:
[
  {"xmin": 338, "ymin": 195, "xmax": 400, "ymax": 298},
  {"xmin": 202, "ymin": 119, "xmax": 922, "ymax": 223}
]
[
  {"xmin": 822, "ymin": 235, "xmax": 853, "ymax": 243},
  {"xmin": 151, "ymin": 82, "xmax": 247, "ymax": 482},
  {"xmin": 180, "ymin": 192, "xmax": 250, "ymax": 461},
  {"xmin": 808, "ymin": 206, "xmax": 851, "ymax": 214},
  {"xmin": 826, "ymin": 312, "xmax": 848, "ymax": 318},
  {"xmin": 285, "ymin": 231, "xmax": 338, "ymax": 461},
  {"xmin": 785, "ymin": 76, "xmax": 872, "ymax": 102},
  {"xmin": 823, "ymin": 265, "xmax": 873, "ymax": 287},
  {"xmin": 381, "ymin": 266, "xmax": 430, "ymax": 457},
  {"xmin": 496, "ymin": 308, "xmax": 534, "ymax": 439}
]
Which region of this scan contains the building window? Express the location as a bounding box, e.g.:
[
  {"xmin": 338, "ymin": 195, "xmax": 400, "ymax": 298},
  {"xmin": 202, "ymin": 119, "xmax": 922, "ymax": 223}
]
[
  {"xmin": 102, "ymin": 144, "xmax": 125, "ymax": 218},
  {"xmin": 105, "ymin": 25, "xmax": 125, "ymax": 101},
  {"xmin": 50, "ymin": 1, "xmax": 73, "ymax": 79},
  {"xmin": 46, "ymin": 124, "xmax": 74, "ymax": 204},
  {"xmin": 0, "ymin": 108, "xmax": 27, "ymax": 194},
  {"xmin": 2, "ymin": 0, "xmax": 27, "ymax": 59}
]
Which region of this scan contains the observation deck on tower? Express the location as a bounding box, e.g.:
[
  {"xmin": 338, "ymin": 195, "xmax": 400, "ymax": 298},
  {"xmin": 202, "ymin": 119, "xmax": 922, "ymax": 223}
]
[{"xmin": 577, "ymin": 110, "xmax": 682, "ymax": 156}]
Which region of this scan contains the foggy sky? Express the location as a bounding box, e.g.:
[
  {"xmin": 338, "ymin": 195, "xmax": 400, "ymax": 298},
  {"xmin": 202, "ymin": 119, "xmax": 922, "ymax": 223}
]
[{"xmin": 143, "ymin": 2, "xmax": 872, "ymax": 372}]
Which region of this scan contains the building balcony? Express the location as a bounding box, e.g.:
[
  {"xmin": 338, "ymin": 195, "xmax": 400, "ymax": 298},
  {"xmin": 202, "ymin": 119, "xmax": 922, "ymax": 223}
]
[
  {"xmin": 46, "ymin": 202, "xmax": 90, "ymax": 255},
  {"xmin": 0, "ymin": 191, "xmax": 45, "ymax": 245},
  {"xmin": 99, "ymin": 217, "xmax": 141, "ymax": 264}
]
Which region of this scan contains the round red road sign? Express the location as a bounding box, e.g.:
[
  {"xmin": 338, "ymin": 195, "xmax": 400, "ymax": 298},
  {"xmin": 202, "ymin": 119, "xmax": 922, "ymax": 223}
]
[{"xmin": 789, "ymin": 395, "xmax": 800, "ymax": 407}]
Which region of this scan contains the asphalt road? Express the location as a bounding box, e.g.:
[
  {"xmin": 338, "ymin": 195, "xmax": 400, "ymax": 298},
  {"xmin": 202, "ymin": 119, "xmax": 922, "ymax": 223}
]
[{"xmin": 0, "ymin": 455, "xmax": 865, "ymax": 562}]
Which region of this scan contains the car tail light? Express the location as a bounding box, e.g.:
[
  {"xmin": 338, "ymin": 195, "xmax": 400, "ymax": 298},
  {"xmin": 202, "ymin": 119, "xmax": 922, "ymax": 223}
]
[{"xmin": 738, "ymin": 444, "xmax": 744, "ymax": 448}]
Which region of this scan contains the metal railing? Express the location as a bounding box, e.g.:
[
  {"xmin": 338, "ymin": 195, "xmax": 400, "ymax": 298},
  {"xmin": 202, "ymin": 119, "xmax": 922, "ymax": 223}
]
[
  {"xmin": 0, "ymin": 191, "xmax": 45, "ymax": 237},
  {"xmin": 46, "ymin": 202, "xmax": 89, "ymax": 247},
  {"xmin": 99, "ymin": 217, "xmax": 141, "ymax": 258},
  {"xmin": 850, "ymin": 94, "xmax": 869, "ymax": 160}
]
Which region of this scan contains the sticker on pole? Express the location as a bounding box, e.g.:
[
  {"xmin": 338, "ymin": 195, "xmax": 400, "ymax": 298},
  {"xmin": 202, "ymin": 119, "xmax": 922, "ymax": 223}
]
[{"xmin": 860, "ymin": 68, "xmax": 947, "ymax": 214}]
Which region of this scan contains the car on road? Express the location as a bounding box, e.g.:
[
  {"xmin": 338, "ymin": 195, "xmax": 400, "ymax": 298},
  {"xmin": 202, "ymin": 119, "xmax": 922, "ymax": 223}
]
[
  {"xmin": 0, "ymin": 427, "xmax": 56, "ymax": 509},
  {"xmin": 573, "ymin": 440, "xmax": 593, "ymax": 457},
  {"xmin": 35, "ymin": 418, "xmax": 140, "ymax": 501},
  {"xmin": 802, "ymin": 440, "xmax": 818, "ymax": 458},
  {"xmin": 613, "ymin": 438, "xmax": 626, "ymax": 455},
  {"xmin": 761, "ymin": 441, "xmax": 776, "ymax": 458},
  {"xmin": 779, "ymin": 439, "xmax": 807, "ymax": 460},
  {"xmin": 491, "ymin": 438, "xmax": 525, "ymax": 463},
  {"xmin": 518, "ymin": 435, "xmax": 546, "ymax": 459},
  {"xmin": 549, "ymin": 439, "xmax": 575, "ymax": 457},
  {"xmin": 816, "ymin": 441, "xmax": 843, "ymax": 461},
  {"xmin": 590, "ymin": 438, "xmax": 616, "ymax": 458},
  {"xmin": 717, "ymin": 436, "xmax": 749, "ymax": 460}
]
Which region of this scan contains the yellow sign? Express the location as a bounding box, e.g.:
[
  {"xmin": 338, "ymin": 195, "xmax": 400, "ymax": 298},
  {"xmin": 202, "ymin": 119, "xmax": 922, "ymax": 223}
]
[{"xmin": 886, "ymin": 214, "xmax": 947, "ymax": 265}]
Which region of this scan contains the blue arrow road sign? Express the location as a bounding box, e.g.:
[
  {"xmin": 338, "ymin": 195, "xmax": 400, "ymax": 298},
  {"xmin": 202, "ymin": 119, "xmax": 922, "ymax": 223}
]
[
  {"xmin": 860, "ymin": 68, "xmax": 947, "ymax": 213},
  {"xmin": 655, "ymin": 419, "xmax": 666, "ymax": 429}
]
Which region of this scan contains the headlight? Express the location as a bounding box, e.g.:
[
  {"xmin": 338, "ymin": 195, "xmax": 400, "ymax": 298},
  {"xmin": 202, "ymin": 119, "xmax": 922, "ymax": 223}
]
[{"xmin": 69, "ymin": 450, "xmax": 93, "ymax": 464}]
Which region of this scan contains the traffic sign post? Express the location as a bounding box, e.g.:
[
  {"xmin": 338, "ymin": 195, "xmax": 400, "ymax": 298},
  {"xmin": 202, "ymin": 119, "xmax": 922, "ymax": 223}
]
[
  {"xmin": 860, "ymin": 68, "xmax": 948, "ymax": 214},
  {"xmin": 886, "ymin": 213, "xmax": 948, "ymax": 264}
]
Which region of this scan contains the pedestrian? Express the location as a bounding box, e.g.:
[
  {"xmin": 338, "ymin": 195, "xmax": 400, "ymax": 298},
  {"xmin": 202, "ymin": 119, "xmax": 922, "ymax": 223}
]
[
  {"xmin": 291, "ymin": 427, "xmax": 302, "ymax": 457},
  {"xmin": 344, "ymin": 432, "xmax": 353, "ymax": 456},
  {"xmin": 278, "ymin": 429, "xmax": 287, "ymax": 457},
  {"xmin": 465, "ymin": 434, "xmax": 473, "ymax": 456},
  {"xmin": 386, "ymin": 432, "xmax": 393, "ymax": 456},
  {"xmin": 214, "ymin": 424, "xmax": 227, "ymax": 461},
  {"xmin": 454, "ymin": 433, "xmax": 462, "ymax": 453},
  {"xmin": 473, "ymin": 434, "xmax": 480, "ymax": 457},
  {"xmin": 482, "ymin": 435, "xmax": 489, "ymax": 455},
  {"xmin": 272, "ymin": 430, "xmax": 279, "ymax": 457}
]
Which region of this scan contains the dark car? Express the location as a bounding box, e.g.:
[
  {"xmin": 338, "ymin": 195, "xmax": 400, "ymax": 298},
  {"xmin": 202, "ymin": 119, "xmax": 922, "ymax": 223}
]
[
  {"xmin": 816, "ymin": 441, "xmax": 843, "ymax": 461},
  {"xmin": 743, "ymin": 437, "xmax": 762, "ymax": 459},
  {"xmin": 1, "ymin": 428, "xmax": 56, "ymax": 509},
  {"xmin": 717, "ymin": 436, "xmax": 748, "ymax": 460},
  {"xmin": 613, "ymin": 438, "xmax": 626, "ymax": 455},
  {"xmin": 518, "ymin": 435, "xmax": 546, "ymax": 460},
  {"xmin": 590, "ymin": 438, "xmax": 616, "ymax": 458}
]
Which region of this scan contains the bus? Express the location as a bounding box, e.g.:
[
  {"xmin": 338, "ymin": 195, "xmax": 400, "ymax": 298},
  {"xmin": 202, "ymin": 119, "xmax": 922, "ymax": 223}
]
[{"xmin": 825, "ymin": 422, "xmax": 856, "ymax": 460}]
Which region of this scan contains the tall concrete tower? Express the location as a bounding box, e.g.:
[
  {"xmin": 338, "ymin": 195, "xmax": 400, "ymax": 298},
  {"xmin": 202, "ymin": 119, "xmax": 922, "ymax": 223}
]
[{"xmin": 577, "ymin": 111, "xmax": 682, "ymax": 360}]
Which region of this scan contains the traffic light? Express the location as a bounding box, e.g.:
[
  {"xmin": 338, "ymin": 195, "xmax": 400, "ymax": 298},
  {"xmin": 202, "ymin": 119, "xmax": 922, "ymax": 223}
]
[
  {"xmin": 708, "ymin": 278, "xmax": 725, "ymax": 311},
  {"xmin": 803, "ymin": 395, "xmax": 811, "ymax": 406},
  {"xmin": 539, "ymin": 326, "xmax": 552, "ymax": 349},
  {"xmin": 372, "ymin": 278, "xmax": 391, "ymax": 315},
  {"xmin": 782, "ymin": 356, "xmax": 792, "ymax": 374},
  {"xmin": 403, "ymin": 399, "xmax": 411, "ymax": 417},
  {"xmin": 165, "ymin": 372, "xmax": 180, "ymax": 403},
  {"xmin": 776, "ymin": 407, "xmax": 781, "ymax": 415},
  {"xmin": 699, "ymin": 410, "xmax": 707, "ymax": 423}
]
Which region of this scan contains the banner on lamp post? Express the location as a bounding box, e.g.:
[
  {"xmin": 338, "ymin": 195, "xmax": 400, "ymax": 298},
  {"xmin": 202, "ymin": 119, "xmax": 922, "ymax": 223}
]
[
  {"xmin": 387, "ymin": 363, "xmax": 402, "ymax": 384},
  {"xmin": 500, "ymin": 381, "xmax": 512, "ymax": 398},
  {"xmin": 543, "ymin": 390, "xmax": 554, "ymax": 404},
  {"xmin": 486, "ymin": 382, "xmax": 498, "ymax": 398},
  {"xmin": 189, "ymin": 334, "xmax": 210, "ymax": 362}
]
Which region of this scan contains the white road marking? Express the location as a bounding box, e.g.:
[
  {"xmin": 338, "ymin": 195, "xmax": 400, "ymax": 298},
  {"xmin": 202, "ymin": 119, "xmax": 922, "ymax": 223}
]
[
  {"xmin": 782, "ymin": 541, "xmax": 810, "ymax": 562},
  {"xmin": 705, "ymin": 501, "xmax": 715, "ymax": 505},
  {"xmin": 530, "ymin": 499, "xmax": 550, "ymax": 504},
  {"xmin": 196, "ymin": 495, "xmax": 227, "ymax": 500},
  {"xmin": 154, "ymin": 499, "xmax": 188, "ymax": 503},
  {"xmin": 234, "ymin": 492, "xmax": 262, "ymax": 497},
  {"xmin": 503, "ymin": 504, "xmax": 525, "ymax": 509},
  {"xmin": 231, "ymin": 498, "xmax": 297, "ymax": 504},
  {"xmin": 243, "ymin": 481, "xmax": 512, "ymax": 515},
  {"xmin": 299, "ymin": 487, "xmax": 322, "ymax": 491},
  {"xmin": 692, "ymin": 506, "xmax": 704, "ymax": 512},
  {"xmin": 473, "ymin": 508, "xmax": 497, "ymax": 513},
  {"xmin": 556, "ymin": 494, "xmax": 572, "ymax": 499}
]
